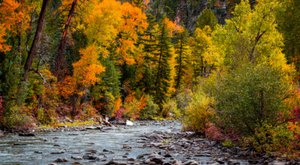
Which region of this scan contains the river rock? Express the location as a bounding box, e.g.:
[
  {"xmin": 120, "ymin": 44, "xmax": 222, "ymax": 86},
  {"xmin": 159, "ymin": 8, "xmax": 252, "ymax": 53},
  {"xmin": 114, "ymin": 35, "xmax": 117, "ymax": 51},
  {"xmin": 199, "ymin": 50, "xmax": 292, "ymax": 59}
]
[
  {"xmin": 228, "ymin": 159, "xmax": 240, "ymax": 165},
  {"xmin": 164, "ymin": 154, "xmax": 172, "ymax": 158},
  {"xmin": 126, "ymin": 120, "xmax": 134, "ymax": 126},
  {"xmin": 183, "ymin": 160, "xmax": 199, "ymax": 165},
  {"xmin": 148, "ymin": 133, "xmax": 164, "ymax": 140},
  {"xmin": 103, "ymin": 149, "xmax": 114, "ymax": 154},
  {"xmin": 122, "ymin": 144, "xmax": 132, "ymax": 149},
  {"xmin": 18, "ymin": 133, "xmax": 35, "ymax": 137},
  {"xmin": 272, "ymin": 160, "xmax": 286, "ymax": 165},
  {"xmin": 171, "ymin": 160, "xmax": 182, "ymax": 165},
  {"xmin": 102, "ymin": 126, "xmax": 117, "ymax": 131},
  {"xmin": 85, "ymin": 126, "xmax": 98, "ymax": 130},
  {"xmin": 50, "ymin": 150, "xmax": 65, "ymax": 154},
  {"xmin": 86, "ymin": 149, "xmax": 97, "ymax": 153},
  {"xmin": 71, "ymin": 155, "xmax": 82, "ymax": 160},
  {"xmin": 83, "ymin": 153, "xmax": 100, "ymax": 161},
  {"xmin": 137, "ymin": 153, "xmax": 150, "ymax": 159},
  {"xmin": 148, "ymin": 156, "xmax": 164, "ymax": 164},
  {"xmin": 72, "ymin": 162, "xmax": 82, "ymax": 165},
  {"xmin": 54, "ymin": 157, "xmax": 68, "ymax": 163},
  {"xmin": 105, "ymin": 159, "xmax": 128, "ymax": 165},
  {"xmin": 34, "ymin": 151, "xmax": 43, "ymax": 154}
]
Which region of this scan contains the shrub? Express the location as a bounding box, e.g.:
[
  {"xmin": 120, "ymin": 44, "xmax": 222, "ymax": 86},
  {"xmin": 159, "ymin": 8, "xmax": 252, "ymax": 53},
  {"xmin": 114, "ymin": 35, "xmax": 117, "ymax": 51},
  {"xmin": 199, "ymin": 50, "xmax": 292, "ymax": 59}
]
[
  {"xmin": 175, "ymin": 89, "xmax": 192, "ymax": 112},
  {"xmin": 140, "ymin": 95, "xmax": 159, "ymax": 120},
  {"xmin": 182, "ymin": 88, "xmax": 215, "ymax": 133},
  {"xmin": 79, "ymin": 103, "xmax": 99, "ymax": 120},
  {"xmin": 37, "ymin": 108, "xmax": 47, "ymax": 125},
  {"xmin": 213, "ymin": 64, "xmax": 293, "ymax": 136},
  {"xmin": 205, "ymin": 123, "xmax": 224, "ymax": 141},
  {"xmin": 122, "ymin": 93, "xmax": 147, "ymax": 120},
  {"xmin": 162, "ymin": 99, "xmax": 181, "ymax": 119},
  {"xmin": 241, "ymin": 123, "xmax": 300, "ymax": 158},
  {"xmin": 103, "ymin": 92, "xmax": 116, "ymax": 116},
  {"xmin": 2, "ymin": 105, "xmax": 34, "ymax": 131},
  {"xmin": 222, "ymin": 139, "xmax": 234, "ymax": 147}
]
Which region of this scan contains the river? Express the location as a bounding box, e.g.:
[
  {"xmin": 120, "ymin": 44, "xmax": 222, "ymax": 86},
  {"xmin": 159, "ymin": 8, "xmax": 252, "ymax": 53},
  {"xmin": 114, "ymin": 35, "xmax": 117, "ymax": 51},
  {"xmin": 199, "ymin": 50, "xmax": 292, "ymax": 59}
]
[{"xmin": 0, "ymin": 121, "xmax": 284, "ymax": 165}]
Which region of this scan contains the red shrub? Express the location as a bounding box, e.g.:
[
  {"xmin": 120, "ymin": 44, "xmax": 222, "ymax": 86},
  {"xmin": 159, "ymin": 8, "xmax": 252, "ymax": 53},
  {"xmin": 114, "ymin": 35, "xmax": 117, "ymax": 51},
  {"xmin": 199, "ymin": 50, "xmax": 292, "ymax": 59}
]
[
  {"xmin": 115, "ymin": 107, "xmax": 125, "ymax": 120},
  {"xmin": 205, "ymin": 123, "xmax": 224, "ymax": 141},
  {"xmin": 290, "ymin": 106, "xmax": 300, "ymax": 123}
]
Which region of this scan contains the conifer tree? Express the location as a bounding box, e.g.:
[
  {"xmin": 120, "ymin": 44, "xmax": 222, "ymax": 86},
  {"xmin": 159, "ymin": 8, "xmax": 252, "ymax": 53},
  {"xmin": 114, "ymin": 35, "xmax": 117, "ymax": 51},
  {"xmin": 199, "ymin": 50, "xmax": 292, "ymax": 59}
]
[{"xmin": 174, "ymin": 29, "xmax": 191, "ymax": 90}]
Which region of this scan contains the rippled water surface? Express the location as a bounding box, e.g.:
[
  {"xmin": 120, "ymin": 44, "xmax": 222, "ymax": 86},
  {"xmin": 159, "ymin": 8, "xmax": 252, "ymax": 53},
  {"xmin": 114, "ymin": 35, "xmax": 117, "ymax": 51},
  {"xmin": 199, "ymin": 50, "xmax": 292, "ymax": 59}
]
[
  {"xmin": 0, "ymin": 121, "xmax": 252, "ymax": 165},
  {"xmin": 0, "ymin": 122, "xmax": 180, "ymax": 165}
]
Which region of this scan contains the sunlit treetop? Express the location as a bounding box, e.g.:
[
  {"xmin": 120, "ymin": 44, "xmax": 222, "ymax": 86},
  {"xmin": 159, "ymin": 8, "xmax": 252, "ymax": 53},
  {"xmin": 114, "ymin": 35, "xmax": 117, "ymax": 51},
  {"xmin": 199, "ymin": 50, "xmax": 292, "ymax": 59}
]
[
  {"xmin": 213, "ymin": 0, "xmax": 292, "ymax": 73},
  {"xmin": 116, "ymin": 2, "xmax": 148, "ymax": 65}
]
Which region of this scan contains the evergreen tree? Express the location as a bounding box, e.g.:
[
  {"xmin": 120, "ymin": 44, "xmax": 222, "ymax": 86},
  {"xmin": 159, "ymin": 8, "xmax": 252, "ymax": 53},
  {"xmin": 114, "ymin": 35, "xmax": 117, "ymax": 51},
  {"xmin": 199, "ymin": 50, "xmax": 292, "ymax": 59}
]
[
  {"xmin": 174, "ymin": 29, "xmax": 191, "ymax": 90},
  {"xmin": 196, "ymin": 8, "xmax": 218, "ymax": 30}
]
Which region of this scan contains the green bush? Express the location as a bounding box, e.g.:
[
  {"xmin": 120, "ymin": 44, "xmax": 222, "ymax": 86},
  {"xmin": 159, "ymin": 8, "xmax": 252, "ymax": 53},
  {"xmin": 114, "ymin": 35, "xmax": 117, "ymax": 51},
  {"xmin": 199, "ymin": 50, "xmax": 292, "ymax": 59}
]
[
  {"xmin": 175, "ymin": 89, "xmax": 192, "ymax": 112},
  {"xmin": 240, "ymin": 123, "xmax": 300, "ymax": 158},
  {"xmin": 162, "ymin": 99, "xmax": 181, "ymax": 119},
  {"xmin": 103, "ymin": 92, "xmax": 116, "ymax": 116},
  {"xmin": 213, "ymin": 64, "xmax": 292, "ymax": 135},
  {"xmin": 37, "ymin": 108, "xmax": 47, "ymax": 125},
  {"xmin": 2, "ymin": 105, "xmax": 34, "ymax": 130},
  {"xmin": 182, "ymin": 88, "xmax": 215, "ymax": 133},
  {"xmin": 140, "ymin": 96, "xmax": 159, "ymax": 120},
  {"xmin": 222, "ymin": 139, "xmax": 234, "ymax": 147}
]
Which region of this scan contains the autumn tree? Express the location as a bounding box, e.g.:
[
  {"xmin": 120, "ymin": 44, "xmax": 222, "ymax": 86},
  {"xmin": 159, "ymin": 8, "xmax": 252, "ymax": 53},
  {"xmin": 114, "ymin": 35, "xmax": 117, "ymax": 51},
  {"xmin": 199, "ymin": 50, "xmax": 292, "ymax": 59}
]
[
  {"xmin": 191, "ymin": 26, "xmax": 223, "ymax": 80},
  {"xmin": 79, "ymin": 0, "xmax": 123, "ymax": 56},
  {"xmin": 141, "ymin": 17, "xmax": 181, "ymax": 110},
  {"xmin": 278, "ymin": 0, "xmax": 300, "ymax": 79},
  {"xmin": 208, "ymin": 0, "xmax": 295, "ymax": 138},
  {"xmin": 213, "ymin": 0, "xmax": 289, "ymax": 70},
  {"xmin": 23, "ymin": 0, "xmax": 50, "ymax": 81},
  {"xmin": 54, "ymin": 0, "xmax": 78, "ymax": 81},
  {"xmin": 0, "ymin": 0, "xmax": 25, "ymax": 52},
  {"xmin": 174, "ymin": 29, "xmax": 192, "ymax": 90},
  {"xmin": 57, "ymin": 0, "xmax": 123, "ymax": 116},
  {"xmin": 59, "ymin": 45, "xmax": 105, "ymax": 116},
  {"xmin": 195, "ymin": 8, "xmax": 218, "ymax": 30},
  {"xmin": 114, "ymin": 2, "xmax": 148, "ymax": 65}
]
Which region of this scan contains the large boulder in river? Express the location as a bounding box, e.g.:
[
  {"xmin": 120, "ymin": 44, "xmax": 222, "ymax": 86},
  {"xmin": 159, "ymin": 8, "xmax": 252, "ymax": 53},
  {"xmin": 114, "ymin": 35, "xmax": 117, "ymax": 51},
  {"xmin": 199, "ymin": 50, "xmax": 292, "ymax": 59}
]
[{"xmin": 126, "ymin": 120, "xmax": 134, "ymax": 126}]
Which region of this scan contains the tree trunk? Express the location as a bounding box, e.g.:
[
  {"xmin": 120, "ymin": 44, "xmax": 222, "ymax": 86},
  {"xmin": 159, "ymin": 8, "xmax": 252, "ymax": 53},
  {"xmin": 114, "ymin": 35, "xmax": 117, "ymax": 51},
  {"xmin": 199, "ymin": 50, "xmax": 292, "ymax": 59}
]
[
  {"xmin": 23, "ymin": 0, "xmax": 49, "ymax": 81},
  {"xmin": 71, "ymin": 94, "xmax": 79, "ymax": 118},
  {"xmin": 54, "ymin": 0, "xmax": 77, "ymax": 82}
]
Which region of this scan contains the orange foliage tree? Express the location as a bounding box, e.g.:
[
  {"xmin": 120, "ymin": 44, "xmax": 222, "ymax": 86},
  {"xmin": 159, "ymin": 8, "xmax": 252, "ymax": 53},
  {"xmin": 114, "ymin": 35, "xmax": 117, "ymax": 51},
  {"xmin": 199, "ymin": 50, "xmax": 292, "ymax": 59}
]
[
  {"xmin": 115, "ymin": 2, "xmax": 148, "ymax": 65},
  {"xmin": 58, "ymin": 45, "xmax": 105, "ymax": 117},
  {"xmin": 0, "ymin": 0, "xmax": 25, "ymax": 52}
]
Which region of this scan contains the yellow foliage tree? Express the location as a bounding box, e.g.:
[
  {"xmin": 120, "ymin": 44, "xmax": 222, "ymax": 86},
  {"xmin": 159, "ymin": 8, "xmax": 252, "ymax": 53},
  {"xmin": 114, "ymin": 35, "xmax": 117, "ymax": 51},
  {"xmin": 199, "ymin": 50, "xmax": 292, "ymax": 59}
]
[
  {"xmin": 191, "ymin": 26, "xmax": 223, "ymax": 78},
  {"xmin": 213, "ymin": 0, "xmax": 291, "ymax": 72},
  {"xmin": 80, "ymin": 0, "xmax": 123, "ymax": 56}
]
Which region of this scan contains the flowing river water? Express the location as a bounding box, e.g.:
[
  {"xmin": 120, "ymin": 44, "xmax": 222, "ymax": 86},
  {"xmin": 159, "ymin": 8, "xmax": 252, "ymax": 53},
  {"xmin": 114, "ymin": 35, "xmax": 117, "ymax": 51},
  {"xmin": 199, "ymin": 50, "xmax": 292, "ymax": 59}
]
[
  {"xmin": 0, "ymin": 121, "xmax": 181, "ymax": 165},
  {"xmin": 0, "ymin": 121, "xmax": 279, "ymax": 165}
]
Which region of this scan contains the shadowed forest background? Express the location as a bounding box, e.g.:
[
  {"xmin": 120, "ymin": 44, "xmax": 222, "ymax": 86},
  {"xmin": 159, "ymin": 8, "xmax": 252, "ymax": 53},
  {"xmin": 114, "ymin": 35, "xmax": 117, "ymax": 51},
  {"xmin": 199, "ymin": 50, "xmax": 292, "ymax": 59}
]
[{"xmin": 1, "ymin": 0, "xmax": 300, "ymax": 158}]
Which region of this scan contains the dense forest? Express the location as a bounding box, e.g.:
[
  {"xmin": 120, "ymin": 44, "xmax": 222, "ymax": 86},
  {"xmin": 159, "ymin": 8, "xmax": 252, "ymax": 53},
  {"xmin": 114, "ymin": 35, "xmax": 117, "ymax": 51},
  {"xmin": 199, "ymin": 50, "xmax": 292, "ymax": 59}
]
[{"xmin": 1, "ymin": 0, "xmax": 300, "ymax": 157}]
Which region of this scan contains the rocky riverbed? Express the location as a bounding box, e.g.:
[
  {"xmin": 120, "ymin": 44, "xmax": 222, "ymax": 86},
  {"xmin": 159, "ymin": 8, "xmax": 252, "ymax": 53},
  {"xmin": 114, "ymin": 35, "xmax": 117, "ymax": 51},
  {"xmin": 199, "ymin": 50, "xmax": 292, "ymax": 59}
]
[{"xmin": 0, "ymin": 121, "xmax": 297, "ymax": 165}]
